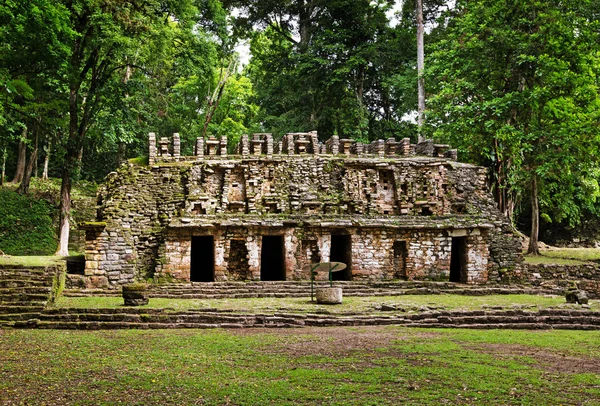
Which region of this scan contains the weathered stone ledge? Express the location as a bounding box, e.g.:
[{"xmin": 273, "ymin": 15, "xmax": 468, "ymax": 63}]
[
  {"xmin": 4, "ymin": 308, "xmax": 599, "ymax": 330},
  {"xmin": 62, "ymin": 281, "xmax": 564, "ymax": 298}
]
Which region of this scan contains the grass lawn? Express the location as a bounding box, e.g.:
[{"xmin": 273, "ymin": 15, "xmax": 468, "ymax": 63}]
[
  {"xmin": 0, "ymin": 255, "xmax": 66, "ymax": 267},
  {"xmin": 524, "ymin": 247, "xmax": 600, "ymax": 265},
  {"xmin": 0, "ymin": 327, "xmax": 598, "ymax": 405},
  {"xmin": 53, "ymin": 294, "xmax": 599, "ymax": 313}
]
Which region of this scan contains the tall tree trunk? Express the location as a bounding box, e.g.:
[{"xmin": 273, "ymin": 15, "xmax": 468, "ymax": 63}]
[
  {"xmin": 16, "ymin": 145, "xmax": 37, "ymax": 195},
  {"xmin": 527, "ymin": 175, "xmax": 540, "ymax": 255},
  {"xmin": 12, "ymin": 126, "xmax": 28, "ymax": 183},
  {"xmin": 117, "ymin": 142, "xmax": 126, "ymax": 165},
  {"xmin": 201, "ymin": 60, "xmax": 235, "ymax": 138},
  {"xmin": 1, "ymin": 147, "xmax": 6, "ymax": 186},
  {"xmin": 42, "ymin": 140, "xmax": 50, "ymax": 180},
  {"xmin": 416, "ymin": 0, "xmax": 426, "ymax": 141},
  {"xmin": 56, "ymin": 166, "xmax": 72, "ymax": 256},
  {"xmin": 56, "ymin": 86, "xmax": 81, "ymax": 257},
  {"xmin": 32, "ymin": 127, "xmax": 39, "ymax": 178}
]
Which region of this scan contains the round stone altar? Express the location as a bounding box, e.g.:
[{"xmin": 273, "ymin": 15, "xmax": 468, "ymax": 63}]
[{"xmin": 315, "ymin": 287, "xmax": 343, "ymax": 304}]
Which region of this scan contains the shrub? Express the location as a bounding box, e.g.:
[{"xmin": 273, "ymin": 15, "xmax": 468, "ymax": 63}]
[{"xmin": 0, "ymin": 188, "xmax": 57, "ymax": 255}]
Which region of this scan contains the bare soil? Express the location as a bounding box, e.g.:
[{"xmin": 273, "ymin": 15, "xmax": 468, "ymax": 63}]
[{"xmin": 469, "ymin": 343, "xmax": 600, "ymax": 374}]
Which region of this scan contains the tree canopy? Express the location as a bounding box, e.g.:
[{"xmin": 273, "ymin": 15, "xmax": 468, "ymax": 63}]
[{"xmin": 1, "ymin": 0, "xmax": 599, "ymax": 252}]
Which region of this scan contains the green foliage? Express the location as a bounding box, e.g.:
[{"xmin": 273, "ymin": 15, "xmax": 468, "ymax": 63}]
[
  {"xmin": 240, "ymin": 0, "xmax": 412, "ymax": 140},
  {"xmin": 0, "ymin": 188, "xmax": 56, "ymax": 255},
  {"xmin": 427, "ymin": 0, "xmax": 600, "ymax": 238}
]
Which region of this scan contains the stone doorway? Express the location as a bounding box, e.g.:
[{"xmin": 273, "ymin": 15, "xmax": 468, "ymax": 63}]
[
  {"xmin": 228, "ymin": 240, "xmax": 250, "ymax": 280},
  {"xmin": 330, "ymin": 234, "xmax": 352, "ymax": 281},
  {"xmin": 393, "ymin": 241, "xmax": 408, "ymax": 279},
  {"xmin": 449, "ymin": 236, "xmax": 467, "ymax": 283},
  {"xmin": 260, "ymin": 236, "xmax": 285, "ymax": 281},
  {"xmin": 190, "ymin": 236, "xmax": 215, "ymax": 282}
]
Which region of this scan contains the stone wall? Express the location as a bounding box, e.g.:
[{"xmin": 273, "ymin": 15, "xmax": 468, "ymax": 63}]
[
  {"xmin": 519, "ymin": 263, "xmax": 600, "ymax": 299},
  {"xmin": 82, "ymin": 132, "xmax": 521, "ymax": 288}
]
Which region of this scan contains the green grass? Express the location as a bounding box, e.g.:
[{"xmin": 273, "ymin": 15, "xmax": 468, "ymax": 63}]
[
  {"xmin": 0, "ymin": 255, "xmax": 66, "ymax": 267},
  {"xmin": 128, "ymin": 156, "xmax": 149, "ymax": 166},
  {"xmin": 523, "ymin": 255, "xmax": 589, "ymax": 265},
  {"xmin": 0, "ymin": 327, "xmax": 598, "ymax": 405},
  {"xmin": 53, "ymin": 294, "xmax": 598, "ymax": 313},
  {"xmin": 543, "ymin": 247, "xmax": 600, "ymax": 262},
  {"xmin": 524, "ymin": 247, "xmax": 600, "ymax": 265}
]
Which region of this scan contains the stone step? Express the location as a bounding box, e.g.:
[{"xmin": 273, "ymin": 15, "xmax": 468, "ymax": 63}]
[
  {"xmin": 0, "ymin": 304, "xmax": 46, "ymax": 314},
  {"xmin": 0, "ymin": 279, "xmax": 52, "ymax": 288},
  {"xmin": 0, "ymin": 312, "xmax": 44, "ymax": 322},
  {"xmin": 0, "ymin": 287, "xmax": 52, "ymax": 295},
  {"xmin": 0, "ymin": 271, "xmax": 54, "ymax": 283},
  {"xmin": 0, "ymin": 293, "xmax": 49, "ymax": 304},
  {"xmin": 63, "ymin": 283, "xmax": 560, "ymax": 299},
  {"xmin": 10, "ymin": 309, "xmax": 600, "ymax": 330}
]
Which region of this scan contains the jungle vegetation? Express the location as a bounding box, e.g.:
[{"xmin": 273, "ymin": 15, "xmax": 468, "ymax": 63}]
[{"xmin": 1, "ymin": 0, "xmax": 599, "ymax": 254}]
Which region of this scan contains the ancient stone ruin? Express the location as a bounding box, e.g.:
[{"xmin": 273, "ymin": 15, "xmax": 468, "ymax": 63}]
[{"xmin": 81, "ymin": 132, "xmax": 522, "ymax": 288}]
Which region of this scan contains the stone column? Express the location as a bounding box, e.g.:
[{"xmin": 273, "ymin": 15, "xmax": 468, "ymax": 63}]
[
  {"xmin": 286, "ymin": 133, "xmax": 294, "ymax": 155},
  {"xmin": 246, "ymin": 236, "xmax": 261, "ymax": 280},
  {"xmin": 284, "ymin": 232, "xmax": 298, "ymax": 280},
  {"xmin": 326, "ymin": 135, "xmax": 339, "ymax": 154},
  {"xmin": 172, "ymin": 133, "xmax": 181, "ymax": 158},
  {"xmin": 399, "ymin": 138, "xmax": 411, "ymax": 156},
  {"xmin": 309, "ymin": 131, "xmax": 319, "ymax": 155},
  {"xmin": 214, "ymin": 236, "xmax": 227, "ymax": 281},
  {"xmin": 239, "ymin": 134, "xmax": 249, "ymax": 157},
  {"xmin": 264, "ymin": 133, "xmax": 273, "ymax": 157},
  {"xmin": 148, "ymin": 132, "xmax": 156, "ymax": 165},
  {"xmin": 195, "ymin": 137, "xmax": 205, "ymax": 158},
  {"xmin": 219, "ymin": 135, "xmax": 227, "ymax": 156}
]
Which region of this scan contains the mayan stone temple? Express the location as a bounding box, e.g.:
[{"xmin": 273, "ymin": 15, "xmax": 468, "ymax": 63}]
[{"xmin": 81, "ymin": 132, "xmax": 522, "ymax": 288}]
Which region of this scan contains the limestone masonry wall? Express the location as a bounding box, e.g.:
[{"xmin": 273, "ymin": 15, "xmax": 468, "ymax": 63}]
[{"xmin": 81, "ymin": 132, "xmax": 522, "ymax": 288}]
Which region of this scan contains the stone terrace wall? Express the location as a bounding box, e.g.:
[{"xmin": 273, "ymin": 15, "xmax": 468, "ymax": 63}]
[{"xmin": 520, "ymin": 263, "xmax": 600, "ymax": 299}]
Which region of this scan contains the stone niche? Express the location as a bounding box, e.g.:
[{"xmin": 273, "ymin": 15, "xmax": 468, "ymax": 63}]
[{"xmin": 82, "ymin": 132, "xmax": 522, "ymax": 288}]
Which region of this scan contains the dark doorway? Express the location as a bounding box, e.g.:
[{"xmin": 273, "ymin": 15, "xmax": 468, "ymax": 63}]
[
  {"xmin": 190, "ymin": 236, "xmax": 215, "ymax": 282},
  {"xmin": 449, "ymin": 236, "xmax": 467, "ymax": 283},
  {"xmin": 393, "ymin": 241, "xmax": 408, "ymax": 279},
  {"xmin": 330, "ymin": 234, "xmax": 352, "ymax": 281},
  {"xmin": 260, "ymin": 236, "xmax": 285, "ymax": 281}
]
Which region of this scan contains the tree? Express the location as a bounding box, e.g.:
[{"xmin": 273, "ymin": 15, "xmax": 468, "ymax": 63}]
[
  {"xmin": 55, "ymin": 0, "xmax": 221, "ymax": 255},
  {"xmin": 0, "ymin": 0, "xmax": 71, "ymax": 189},
  {"xmin": 234, "ymin": 0, "xmax": 410, "ymax": 140},
  {"xmin": 427, "ymin": 0, "xmax": 600, "ymax": 253},
  {"xmin": 416, "ymin": 0, "xmax": 425, "ymax": 138}
]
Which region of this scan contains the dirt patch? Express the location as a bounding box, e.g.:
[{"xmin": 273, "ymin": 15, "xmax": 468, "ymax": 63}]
[
  {"xmin": 230, "ymin": 325, "xmax": 440, "ymax": 358},
  {"xmin": 468, "ymin": 343, "xmax": 600, "ymax": 374}
]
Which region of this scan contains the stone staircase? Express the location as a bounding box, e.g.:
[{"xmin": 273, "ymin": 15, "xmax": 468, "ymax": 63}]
[
  {"xmin": 31, "ymin": 307, "xmax": 600, "ymax": 330},
  {"xmin": 0, "ymin": 264, "xmax": 64, "ymax": 327},
  {"xmin": 63, "ymin": 280, "xmax": 563, "ymax": 299}
]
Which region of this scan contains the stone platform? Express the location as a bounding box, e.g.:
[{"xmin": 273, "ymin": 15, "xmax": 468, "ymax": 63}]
[
  {"xmin": 2, "ymin": 266, "xmax": 598, "ymax": 330},
  {"xmin": 63, "ymin": 280, "xmax": 564, "ymax": 299},
  {"xmin": 9, "ymin": 307, "xmax": 600, "ymax": 331}
]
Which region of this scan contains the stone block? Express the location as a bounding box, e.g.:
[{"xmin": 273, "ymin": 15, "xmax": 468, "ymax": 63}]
[{"xmin": 316, "ymin": 287, "xmax": 343, "ymax": 304}]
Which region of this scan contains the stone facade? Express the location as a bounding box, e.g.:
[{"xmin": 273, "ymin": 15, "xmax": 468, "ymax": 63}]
[{"xmin": 81, "ymin": 132, "xmax": 522, "ymax": 288}]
